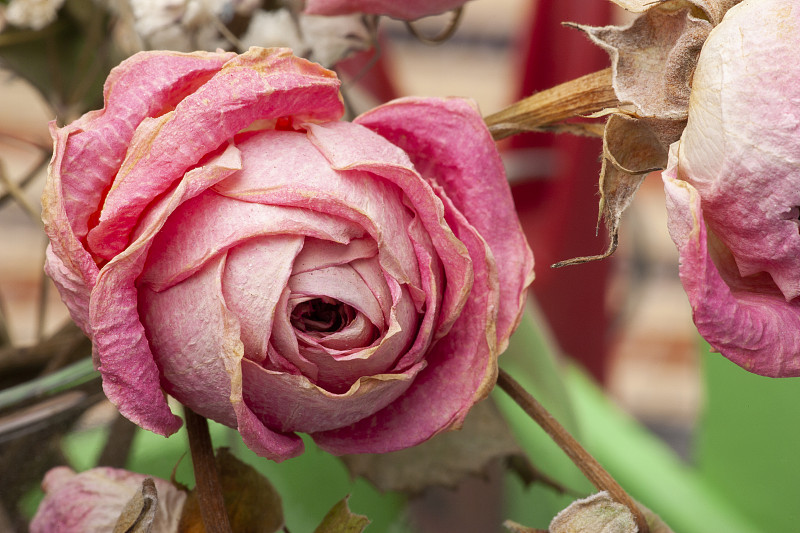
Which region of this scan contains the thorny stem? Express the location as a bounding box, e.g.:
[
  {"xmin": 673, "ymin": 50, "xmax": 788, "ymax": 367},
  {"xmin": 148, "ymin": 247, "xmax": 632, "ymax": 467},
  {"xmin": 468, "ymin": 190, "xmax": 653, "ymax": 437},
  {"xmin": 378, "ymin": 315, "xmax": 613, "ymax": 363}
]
[
  {"xmin": 496, "ymin": 368, "xmax": 649, "ymax": 533},
  {"xmin": 185, "ymin": 407, "xmax": 232, "ymax": 533},
  {"xmin": 485, "ymin": 68, "xmax": 618, "ymax": 140}
]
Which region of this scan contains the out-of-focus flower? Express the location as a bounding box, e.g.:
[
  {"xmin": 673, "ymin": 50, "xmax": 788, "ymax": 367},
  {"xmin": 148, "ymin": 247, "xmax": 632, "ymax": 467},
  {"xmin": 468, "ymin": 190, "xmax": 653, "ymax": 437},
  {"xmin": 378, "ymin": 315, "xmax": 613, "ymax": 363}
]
[
  {"xmin": 3, "ymin": 0, "xmax": 65, "ymax": 30},
  {"xmin": 663, "ymin": 0, "xmax": 800, "ymax": 377},
  {"xmin": 240, "ymin": 10, "xmax": 372, "ymax": 67},
  {"xmin": 303, "ymin": 0, "xmax": 470, "ymax": 21},
  {"xmin": 29, "ymin": 466, "xmax": 185, "ymax": 533},
  {"xmin": 42, "ymin": 47, "xmax": 534, "ymax": 460}
]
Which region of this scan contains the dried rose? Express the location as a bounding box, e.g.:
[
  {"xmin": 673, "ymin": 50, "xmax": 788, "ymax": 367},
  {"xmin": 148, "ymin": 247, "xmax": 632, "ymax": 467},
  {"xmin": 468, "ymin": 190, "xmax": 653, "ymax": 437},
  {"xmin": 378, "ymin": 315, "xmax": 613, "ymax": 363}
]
[
  {"xmin": 42, "ymin": 47, "xmax": 534, "ymax": 459},
  {"xmin": 29, "ymin": 466, "xmax": 185, "ymax": 533},
  {"xmin": 303, "ymin": 0, "xmax": 469, "ymax": 20},
  {"xmin": 663, "ymin": 0, "xmax": 800, "ymax": 376}
]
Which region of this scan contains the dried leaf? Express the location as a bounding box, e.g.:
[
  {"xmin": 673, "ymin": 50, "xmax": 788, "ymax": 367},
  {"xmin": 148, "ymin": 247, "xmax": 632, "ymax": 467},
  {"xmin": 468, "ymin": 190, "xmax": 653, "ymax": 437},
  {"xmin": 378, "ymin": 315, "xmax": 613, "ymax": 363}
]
[
  {"xmin": 113, "ymin": 478, "xmax": 159, "ymax": 533},
  {"xmin": 485, "ymin": 69, "xmax": 618, "ymax": 141},
  {"xmin": 341, "ymin": 399, "xmax": 542, "ymax": 495},
  {"xmin": 178, "ymin": 448, "xmax": 283, "ymax": 533},
  {"xmin": 549, "ymin": 492, "xmax": 636, "ymax": 533},
  {"xmin": 313, "ymin": 496, "xmax": 370, "ymax": 533}
]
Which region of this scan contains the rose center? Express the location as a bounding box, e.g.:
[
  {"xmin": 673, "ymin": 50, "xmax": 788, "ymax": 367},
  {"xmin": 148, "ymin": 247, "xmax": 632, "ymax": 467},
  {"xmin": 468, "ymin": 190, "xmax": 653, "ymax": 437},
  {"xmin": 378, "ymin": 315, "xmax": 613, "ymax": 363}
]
[{"xmin": 291, "ymin": 297, "xmax": 356, "ymax": 333}]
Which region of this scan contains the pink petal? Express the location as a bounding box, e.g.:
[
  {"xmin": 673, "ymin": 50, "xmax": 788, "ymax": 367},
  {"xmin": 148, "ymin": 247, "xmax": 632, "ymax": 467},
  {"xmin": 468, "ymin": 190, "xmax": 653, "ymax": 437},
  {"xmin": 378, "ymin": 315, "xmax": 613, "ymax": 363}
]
[
  {"xmin": 53, "ymin": 50, "xmax": 236, "ymax": 242},
  {"xmin": 305, "ymin": 120, "xmax": 474, "ymax": 340},
  {"xmin": 140, "ymin": 253, "xmax": 304, "ymax": 460},
  {"xmin": 289, "ymin": 265, "xmax": 384, "ymax": 329},
  {"xmin": 214, "ymin": 129, "xmax": 426, "ymax": 296},
  {"xmin": 663, "ymin": 161, "xmax": 800, "ymax": 377},
  {"xmin": 140, "ymin": 190, "xmax": 366, "ymax": 292},
  {"xmin": 30, "ymin": 466, "xmax": 186, "ymax": 533},
  {"xmin": 222, "ymin": 235, "xmax": 304, "ymax": 364},
  {"xmin": 678, "ymin": 0, "xmax": 800, "ymax": 300},
  {"xmin": 355, "ymin": 96, "xmax": 534, "ymax": 350},
  {"xmin": 86, "ymin": 48, "xmax": 344, "ymax": 261},
  {"xmin": 292, "ymin": 237, "xmax": 378, "ymax": 274},
  {"xmin": 241, "ymin": 358, "xmax": 425, "ymax": 434},
  {"xmin": 90, "ymin": 145, "xmax": 242, "ymax": 437},
  {"xmin": 313, "ymin": 193, "xmax": 498, "ymax": 454},
  {"xmin": 304, "ymin": 0, "xmax": 469, "ymax": 20}
]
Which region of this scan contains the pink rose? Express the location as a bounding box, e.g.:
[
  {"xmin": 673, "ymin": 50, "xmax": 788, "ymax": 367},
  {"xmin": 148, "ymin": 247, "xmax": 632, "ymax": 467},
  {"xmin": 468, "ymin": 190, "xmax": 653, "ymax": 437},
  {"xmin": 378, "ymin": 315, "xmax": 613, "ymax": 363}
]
[
  {"xmin": 303, "ymin": 0, "xmax": 470, "ymax": 20},
  {"xmin": 30, "ymin": 466, "xmax": 185, "ymax": 533},
  {"xmin": 662, "ymin": 0, "xmax": 800, "ymax": 376},
  {"xmin": 43, "ymin": 47, "xmax": 533, "ymax": 460}
]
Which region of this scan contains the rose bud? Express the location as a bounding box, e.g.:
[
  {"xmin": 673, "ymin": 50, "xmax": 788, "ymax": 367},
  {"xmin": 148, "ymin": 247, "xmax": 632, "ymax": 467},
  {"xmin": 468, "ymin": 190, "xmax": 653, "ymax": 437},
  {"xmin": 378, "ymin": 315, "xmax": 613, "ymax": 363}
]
[
  {"xmin": 663, "ymin": 0, "xmax": 800, "ymax": 377},
  {"xmin": 30, "ymin": 466, "xmax": 185, "ymax": 533},
  {"xmin": 43, "ymin": 47, "xmax": 534, "ymax": 460}
]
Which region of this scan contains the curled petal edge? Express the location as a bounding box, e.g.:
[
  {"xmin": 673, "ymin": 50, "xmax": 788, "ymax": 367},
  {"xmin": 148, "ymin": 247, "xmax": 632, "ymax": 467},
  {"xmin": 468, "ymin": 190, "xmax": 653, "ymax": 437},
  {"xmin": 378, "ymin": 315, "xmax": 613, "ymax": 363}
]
[{"xmin": 663, "ymin": 162, "xmax": 800, "ymax": 378}]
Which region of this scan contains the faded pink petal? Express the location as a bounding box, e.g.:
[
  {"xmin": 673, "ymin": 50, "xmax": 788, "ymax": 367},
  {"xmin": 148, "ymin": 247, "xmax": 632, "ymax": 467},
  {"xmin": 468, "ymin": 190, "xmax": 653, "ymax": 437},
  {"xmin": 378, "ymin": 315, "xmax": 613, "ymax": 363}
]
[
  {"xmin": 355, "ymin": 97, "xmax": 534, "ymax": 349},
  {"xmin": 304, "ymin": 0, "xmax": 469, "ymax": 20},
  {"xmin": 43, "ymin": 47, "xmax": 533, "ymax": 459},
  {"xmin": 663, "ymin": 0, "xmax": 800, "ymax": 377},
  {"xmin": 663, "ymin": 162, "xmax": 800, "ymax": 377},
  {"xmin": 678, "ymin": 0, "xmax": 800, "ymax": 301},
  {"xmin": 91, "ymin": 145, "xmax": 242, "ymax": 437},
  {"xmin": 30, "ymin": 466, "xmax": 186, "ymax": 533},
  {"xmin": 86, "ymin": 48, "xmax": 344, "ymax": 261}
]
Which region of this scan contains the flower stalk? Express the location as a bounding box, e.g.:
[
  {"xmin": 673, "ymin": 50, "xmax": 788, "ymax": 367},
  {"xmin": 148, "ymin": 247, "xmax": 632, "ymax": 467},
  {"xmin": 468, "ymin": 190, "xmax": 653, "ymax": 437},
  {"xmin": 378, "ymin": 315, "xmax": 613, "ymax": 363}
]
[
  {"xmin": 184, "ymin": 407, "xmax": 232, "ymax": 533},
  {"xmin": 496, "ymin": 368, "xmax": 649, "ymax": 533}
]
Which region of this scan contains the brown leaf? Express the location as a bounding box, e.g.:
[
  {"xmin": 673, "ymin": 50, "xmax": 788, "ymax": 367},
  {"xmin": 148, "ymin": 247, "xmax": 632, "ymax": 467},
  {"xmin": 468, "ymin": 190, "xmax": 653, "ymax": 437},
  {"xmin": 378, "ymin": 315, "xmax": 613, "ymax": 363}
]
[
  {"xmin": 113, "ymin": 478, "xmax": 159, "ymax": 533},
  {"xmin": 313, "ymin": 496, "xmax": 370, "ymax": 533},
  {"xmin": 341, "ymin": 399, "xmax": 554, "ymax": 495},
  {"xmin": 178, "ymin": 448, "xmax": 283, "ymax": 533}
]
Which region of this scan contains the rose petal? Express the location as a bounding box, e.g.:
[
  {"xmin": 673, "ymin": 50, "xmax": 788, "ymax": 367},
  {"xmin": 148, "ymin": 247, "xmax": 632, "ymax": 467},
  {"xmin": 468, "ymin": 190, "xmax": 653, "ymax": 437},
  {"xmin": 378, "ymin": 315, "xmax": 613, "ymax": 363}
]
[
  {"xmin": 90, "ymin": 145, "xmax": 242, "ymax": 437},
  {"xmin": 354, "ymin": 96, "xmax": 534, "ymax": 350},
  {"xmin": 53, "ymin": 50, "xmax": 236, "ymax": 242},
  {"xmin": 305, "ymin": 120, "xmax": 474, "ymax": 340},
  {"xmin": 663, "ymin": 161, "xmax": 800, "ymax": 377},
  {"xmin": 30, "ymin": 467, "xmax": 186, "ymax": 533},
  {"xmin": 140, "ymin": 190, "xmax": 366, "ymax": 292},
  {"xmin": 678, "ymin": 0, "xmax": 800, "ymax": 300},
  {"xmin": 87, "ymin": 48, "xmax": 344, "ymax": 261},
  {"xmin": 292, "ymin": 237, "xmax": 378, "ymax": 274},
  {"xmin": 214, "ymin": 129, "xmax": 425, "ymax": 296},
  {"xmin": 140, "ymin": 253, "xmax": 304, "ymax": 459},
  {"xmin": 289, "ymin": 265, "xmax": 385, "ymax": 329},
  {"xmin": 222, "ymin": 235, "xmax": 305, "ymax": 363},
  {"xmin": 242, "ymin": 358, "xmax": 425, "ymax": 433},
  {"xmin": 313, "ymin": 197, "xmax": 498, "ymax": 454}
]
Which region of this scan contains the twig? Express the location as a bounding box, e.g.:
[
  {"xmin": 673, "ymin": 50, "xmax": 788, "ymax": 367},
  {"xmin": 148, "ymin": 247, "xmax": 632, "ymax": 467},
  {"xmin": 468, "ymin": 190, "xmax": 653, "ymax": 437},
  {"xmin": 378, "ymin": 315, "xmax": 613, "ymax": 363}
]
[
  {"xmin": 405, "ymin": 7, "xmax": 464, "ymax": 45},
  {"xmin": 184, "ymin": 407, "xmax": 232, "ymax": 533},
  {"xmin": 0, "ymin": 152, "xmax": 49, "ymax": 211},
  {"xmin": 0, "ymin": 161, "xmax": 43, "ymax": 228},
  {"xmin": 484, "ymin": 68, "xmax": 618, "ymax": 140},
  {"xmin": 496, "ymin": 368, "xmax": 649, "ymax": 533}
]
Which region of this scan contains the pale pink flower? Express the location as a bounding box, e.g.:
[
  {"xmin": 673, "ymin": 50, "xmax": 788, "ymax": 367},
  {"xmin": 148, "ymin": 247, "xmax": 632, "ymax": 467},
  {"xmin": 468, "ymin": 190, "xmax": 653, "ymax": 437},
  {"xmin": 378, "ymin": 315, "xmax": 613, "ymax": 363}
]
[
  {"xmin": 663, "ymin": 0, "xmax": 800, "ymax": 376},
  {"xmin": 42, "ymin": 47, "xmax": 533, "ymax": 459},
  {"xmin": 30, "ymin": 467, "xmax": 185, "ymax": 533}
]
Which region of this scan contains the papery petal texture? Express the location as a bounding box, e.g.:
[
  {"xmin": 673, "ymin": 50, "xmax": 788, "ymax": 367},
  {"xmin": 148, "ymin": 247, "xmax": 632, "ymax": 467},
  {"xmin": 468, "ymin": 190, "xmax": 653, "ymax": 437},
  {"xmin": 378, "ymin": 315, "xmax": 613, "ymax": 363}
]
[
  {"xmin": 30, "ymin": 466, "xmax": 185, "ymax": 533},
  {"xmin": 42, "ymin": 46, "xmax": 533, "ymax": 459},
  {"xmin": 663, "ymin": 0, "xmax": 800, "ymax": 377}
]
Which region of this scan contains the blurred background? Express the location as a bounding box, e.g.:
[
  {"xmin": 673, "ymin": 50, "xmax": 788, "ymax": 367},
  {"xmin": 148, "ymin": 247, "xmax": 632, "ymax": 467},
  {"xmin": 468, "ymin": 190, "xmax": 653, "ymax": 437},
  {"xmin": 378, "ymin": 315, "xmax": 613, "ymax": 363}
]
[{"xmin": 2, "ymin": 1, "xmax": 798, "ymax": 532}]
